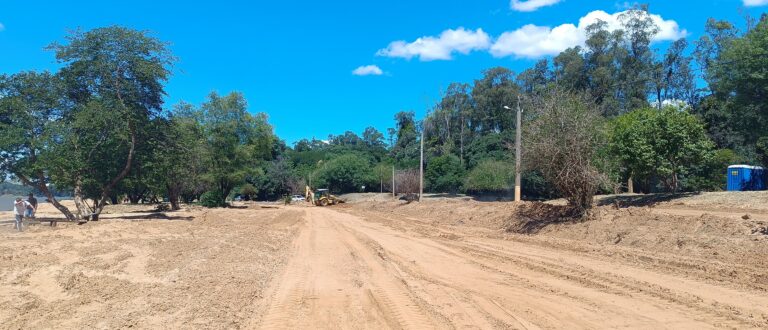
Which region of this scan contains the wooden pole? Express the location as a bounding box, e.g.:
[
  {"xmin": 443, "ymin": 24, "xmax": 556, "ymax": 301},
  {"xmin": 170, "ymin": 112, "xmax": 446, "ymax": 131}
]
[
  {"xmin": 515, "ymin": 95, "xmax": 522, "ymax": 202},
  {"xmin": 392, "ymin": 165, "xmax": 395, "ymax": 199},
  {"xmin": 419, "ymin": 129, "xmax": 424, "ymax": 202}
]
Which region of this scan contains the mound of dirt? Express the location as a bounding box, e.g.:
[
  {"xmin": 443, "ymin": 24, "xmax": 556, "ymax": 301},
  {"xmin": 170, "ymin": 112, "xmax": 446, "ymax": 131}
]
[
  {"xmin": 347, "ymin": 194, "xmax": 768, "ymax": 289},
  {"xmin": 507, "ymin": 202, "xmax": 584, "ymax": 234}
]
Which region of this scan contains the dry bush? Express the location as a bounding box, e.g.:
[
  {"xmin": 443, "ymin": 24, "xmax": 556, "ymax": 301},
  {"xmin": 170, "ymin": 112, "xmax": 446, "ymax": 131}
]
[
  {"xmin": 394, "ymin": 169, "xmax": 420, "ymax": 194},
  {"xmin": 525, "ymin": 89, "xmax": 608, "ymax": 216}
]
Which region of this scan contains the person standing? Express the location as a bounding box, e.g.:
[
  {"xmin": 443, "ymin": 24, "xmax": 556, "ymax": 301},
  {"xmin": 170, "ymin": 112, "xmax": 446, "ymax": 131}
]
[
  {"xmin": 26, "ymin": 193, "xmax": 38, "ymax": 219},
  {"xmin": 13, "ymin": 197, "xmax": 31, "ymax": 232}
]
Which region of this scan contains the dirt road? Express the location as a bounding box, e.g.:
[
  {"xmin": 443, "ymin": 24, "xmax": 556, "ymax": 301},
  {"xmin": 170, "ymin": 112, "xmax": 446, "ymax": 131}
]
[
  {"xmin": 257, "ymin": 206, "xmax": 768, "ymax": 329},
  {"xmin": 2, "ymin": 196, "xmax": 766, "ymax": 329}
]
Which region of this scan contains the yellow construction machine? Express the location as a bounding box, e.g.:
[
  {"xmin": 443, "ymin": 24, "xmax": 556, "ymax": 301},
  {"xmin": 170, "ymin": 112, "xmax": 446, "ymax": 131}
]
[{"xmin": 305, "ymin": 186, "xmax": 343, "ymax": 206}]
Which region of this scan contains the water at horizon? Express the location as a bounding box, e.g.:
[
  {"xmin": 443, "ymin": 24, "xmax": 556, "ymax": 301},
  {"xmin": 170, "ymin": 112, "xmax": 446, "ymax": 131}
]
[{"xmin": 0, "ymin": 195, "xmax": 71, "ymax": 211}]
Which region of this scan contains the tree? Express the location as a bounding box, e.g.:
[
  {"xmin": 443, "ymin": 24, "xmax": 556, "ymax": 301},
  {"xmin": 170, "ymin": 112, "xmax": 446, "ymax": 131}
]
[
  {"xmin": 464, "ymin": 132, "xmax": 511, "ymax": 169},
  {"xmin": 145, "ymin": 103, "xmax": 209, "ymax": 209},
  {"xmin": 48, "ymin": 26, "xmax": 174, "ymax": 220},
  {"xmin": 584, "ymin": 20, "xmax": 622, "ymax": 114},
  {"xmin": 425, "ymin": 155, "xmax": 464, "ymax": 193},
  {"xmin": 684, "ymin": 149, "xmax": 741, "ymax": 191},
  {"xmin": 610, "ymin": 107, "xmax": 715, "ymax": 192},
  {"xmin": 463, "ymin": 160, "xmax": 514, "ymax": 194},
  {"xmin": 708, "ymin": 16, "xmax": 768, "ymax": 149},
  {"xmin": 0, "ymin": 71, "xmax": 81, "ymax": 220},
  {"xmin": 239, "ymin": 183, "xmax": 257, "ymax": 201},
  {"xmin": 200, "ymin": 91, "xmax": 275, "ymax": 206},
  {"xmin": 471, "ymin": 67, "xmax": 519, "ymax": 133},
  {"xmin": 652, "ymin": 39, "xmax": 696, "ymax": 108},
  {"xmin": 392, "ymin": 111, "xmax": 419, "ymax": 167},
  {"xmin": 553, "ymin": 47, "xmax": 587, "ymax": 91},
  {"xmin": 251, "ymin": 157, "xmax": 297, "ymax": 200},
  {"xmin": 527, "ymin": 89, "xmax": 607, "ymax": 215},
  {"xmin": 617, "ymin": 5, "xmax": 659, "ymax": 112},
  {"xmin": 313, "ymin": 154, "xmax": 373, "ymax": 193},
  {"xmin": 372, "ymin": 163, "xmax": 393, "ymax": 193}
]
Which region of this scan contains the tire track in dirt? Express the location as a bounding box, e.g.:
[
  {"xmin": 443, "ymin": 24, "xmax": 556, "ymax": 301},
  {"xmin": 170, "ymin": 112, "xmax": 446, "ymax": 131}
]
[
  {"xmin": 369, "ymin": 208, "xmax": 768, "ymax": 326},
  {"xmin": 333, "ymin": 207, "xmax": 762, "ymax": 328},
  {"xmin": 257, "ymin": 207, "xmax": 437, "ymax": 329}
]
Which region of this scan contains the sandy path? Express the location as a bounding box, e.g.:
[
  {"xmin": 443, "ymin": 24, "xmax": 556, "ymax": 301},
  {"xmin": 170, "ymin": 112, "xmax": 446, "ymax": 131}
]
[{"xmin": 258, "ymin": 206, "xmax": 768, "ymax": 329}]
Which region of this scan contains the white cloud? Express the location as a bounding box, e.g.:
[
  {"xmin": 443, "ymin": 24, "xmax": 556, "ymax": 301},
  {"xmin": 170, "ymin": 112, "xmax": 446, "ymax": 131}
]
[
  {"xmin": 511, "ymin": 0, "xmax": 562, "ymax": 12},
  {"xmin": 744, "ymin": 0, "xmax": 768, "ymax": 6},
  {"xmin": 491, "ymin": 10, "xmax": 687, "ymax": 58},
  {"xmin": 376, "ymin": 28, "xmax": 491, "ymax": 61},
  {"xmin": 352, "ymin": 65, "xmax": 384, "ymax": 76},
  {"xmin": 0, "ymin": 23, "xmax": 5, "ymax": 32}
]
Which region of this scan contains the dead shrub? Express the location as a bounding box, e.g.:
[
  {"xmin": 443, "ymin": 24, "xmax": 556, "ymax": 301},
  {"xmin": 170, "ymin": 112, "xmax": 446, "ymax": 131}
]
[
  {"xmin": 525, "ymin": 88, "xmax": 609, "ymax": 216},
  {"xmin": 394, "ymin": 169, "xmax": 420, "ymax": 194}
]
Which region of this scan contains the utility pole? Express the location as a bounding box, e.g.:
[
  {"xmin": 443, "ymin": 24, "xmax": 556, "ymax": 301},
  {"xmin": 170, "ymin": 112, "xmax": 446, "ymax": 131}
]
[
  {"xmin": 515, "ymin": 95, "xmax": 522, "ymax": 202},
  {"xmin": 392, "ymin": 165, "xmax": 395, "ymax": 199},
  {"xmin": 419, "ymin": 129, "xmax": 424, "ymax": 202}
]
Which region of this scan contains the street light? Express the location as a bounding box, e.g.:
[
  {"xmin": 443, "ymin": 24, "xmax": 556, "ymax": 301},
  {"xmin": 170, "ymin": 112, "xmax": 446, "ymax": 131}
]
[{"xmin": 504, "ymin": 95, "xmax": 523, "ymax": 202}]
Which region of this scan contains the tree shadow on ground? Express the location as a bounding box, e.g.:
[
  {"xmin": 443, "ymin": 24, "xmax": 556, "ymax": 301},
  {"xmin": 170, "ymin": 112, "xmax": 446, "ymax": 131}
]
[
  {"xmin": 116, "ymin": 213, "xmax": 195, "ymax": 221},
  {"xmin": 508, "ymin": 202, "xmax": 584, "ymax": 235},
  {"xmin": 597, "ymin": 192, "xmax": 701, "ymax": 208}
]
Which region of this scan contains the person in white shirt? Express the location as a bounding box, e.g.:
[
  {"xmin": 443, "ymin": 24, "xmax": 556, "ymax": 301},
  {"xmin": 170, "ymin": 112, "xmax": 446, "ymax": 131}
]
[{"xmin": 13, "ymin": 197, "xmax": 32, "ymax": 232}]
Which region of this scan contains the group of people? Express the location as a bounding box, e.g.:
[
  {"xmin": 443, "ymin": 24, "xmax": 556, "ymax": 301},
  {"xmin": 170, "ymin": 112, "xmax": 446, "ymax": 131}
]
[{"xmin": 12, "ymin": 193, "xmax": 37, "ymax": 232}]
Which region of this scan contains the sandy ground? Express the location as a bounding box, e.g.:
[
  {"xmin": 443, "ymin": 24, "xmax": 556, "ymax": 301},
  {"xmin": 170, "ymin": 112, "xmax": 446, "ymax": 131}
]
[
  {"xmin": 2, "ymin": 192, "xmax": 767, "ymax": 329},
  {"xmin": 0, "ymin": 202, "xmax": 301, "ymax": 329}
]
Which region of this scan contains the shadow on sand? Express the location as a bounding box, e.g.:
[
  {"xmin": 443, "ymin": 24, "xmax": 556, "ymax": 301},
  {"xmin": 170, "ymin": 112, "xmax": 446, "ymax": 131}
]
[{"xmin": 597, "ymin": 192, "xmax": 701, "ymax": 208}]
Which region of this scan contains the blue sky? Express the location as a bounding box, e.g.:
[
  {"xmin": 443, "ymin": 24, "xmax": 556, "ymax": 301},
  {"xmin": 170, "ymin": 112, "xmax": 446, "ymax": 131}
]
[{"xmin": 1, "ymin": 0, "xmax": 766, "ymax": 144}]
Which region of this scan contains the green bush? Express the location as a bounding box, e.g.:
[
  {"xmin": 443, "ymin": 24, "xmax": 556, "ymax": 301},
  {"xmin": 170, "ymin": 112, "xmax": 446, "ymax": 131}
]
[
  {"xmin": 426, "ymin": 155, "xmax": 465, "ymax": 193},
  {"xmin": 463, "ymin": 160, "xmax": 514, "ymax": 193},
  {"xmin": 239, "ymin": 183, "xmax": 257, "ymax": 200},
  {"xmin": 313, "ymin": 153, "xmax": 374, "ymax": 193},
  {"xmin": 684, "ymin": 148, "xmax": 741, "ymax": 191},
  {"xmin": 200, "ymin": 190, "xmax": 226, "ymax": 208}
]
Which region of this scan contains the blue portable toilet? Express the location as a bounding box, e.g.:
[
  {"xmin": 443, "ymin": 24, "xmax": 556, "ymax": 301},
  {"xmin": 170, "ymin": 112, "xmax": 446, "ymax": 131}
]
[{"xmin": 727, "ymin": 165, "xmax": 767, "ymax": 191}]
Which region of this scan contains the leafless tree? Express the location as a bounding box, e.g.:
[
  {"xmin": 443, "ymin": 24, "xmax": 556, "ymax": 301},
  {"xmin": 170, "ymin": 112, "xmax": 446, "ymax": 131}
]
[
  {"xmin": 525, "ymin": 88, "xmax": 609, "ymax": 216},
  {"xmin": 394, "ymin": 169, "xmax": 420, "ymax": 194}
]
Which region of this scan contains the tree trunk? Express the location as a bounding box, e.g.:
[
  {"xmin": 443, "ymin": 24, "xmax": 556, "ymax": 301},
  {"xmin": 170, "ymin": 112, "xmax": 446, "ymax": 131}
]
[
  {"xmin": 168, "ymin": 184, "xmax": 181, "ymax": 211},
  {"xmin": 93, "ymin": 124, "xmax": 137, "ymax": 219},
  {"xmin": 128, "ymin": 194, "xmax": 142, "ymax": 204},
  {"xmin": 17, "ymin": 173, "xmax": 78, "ymax": 222},
  {"xmin": 73, "ymin": 178, "xmax": 92, "ymax": 221},
  {"xmin": 627, "ymin": 175, "xmax": 634, "ymax": 194}
]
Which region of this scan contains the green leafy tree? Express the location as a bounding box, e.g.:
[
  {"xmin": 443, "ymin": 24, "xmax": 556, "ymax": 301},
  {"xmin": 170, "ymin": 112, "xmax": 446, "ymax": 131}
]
[
  {"xmin": 313, "ymin": 154, "xmax": 373, "ymax": 193},
  {"xmin": 47, "ymin": 26, "xmax": 174, "ymax": 220},
  {"xmin": 200, "ymin": 91, "xmax": 275, "ymax": 206},
  {"xmin": 610, "ymin": 107, "xmax": 715, "ymax": 192},
  {"xmin": 251, "ymin": 157, "xmax": 297, "ymax": 200},
  {"xmin": 471, "ymin": 67, "xmax": 519, "ymax": 133},
  {"xmin": 372, "ymin": 162, "xmax": 393, "ymax": 193},
  {"xmin": 709, "ymin": 16, "xmax": 768, "ymax": 149},
  {"xmin": 239, "ymin": 183, "xmax": 257, "ymax": 200},
  {"xmin": 464, "ymin": 133, "xmax": 511, "ymax": 169},
  {"xmin": 463, "ymin": 160, "xmax": 514, "ymax": 194},
  {"xmin": 685, "ymin": 149, "xmax": 742, "ymax": 191},
  {"xmin": 0, "ymin": 71, "xmax": 81, "ymax": 220},
  {"xmin": 616, "ymin": 5, "xmax": 659, "ymax": 112},
  {"xmin": 756, "ymin": 137, "xmax": 768, "ymax": 167},
  {"xmin": 425, "ymin": 155, "xmax": 464, "ymax": 193},
  {"xmin": 392, "ymin": 111, "xmax": 419, "ymax": 167},
  {"xmin": 553, "ymin": 47, "xmax": 587, "ymax": 91}
]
